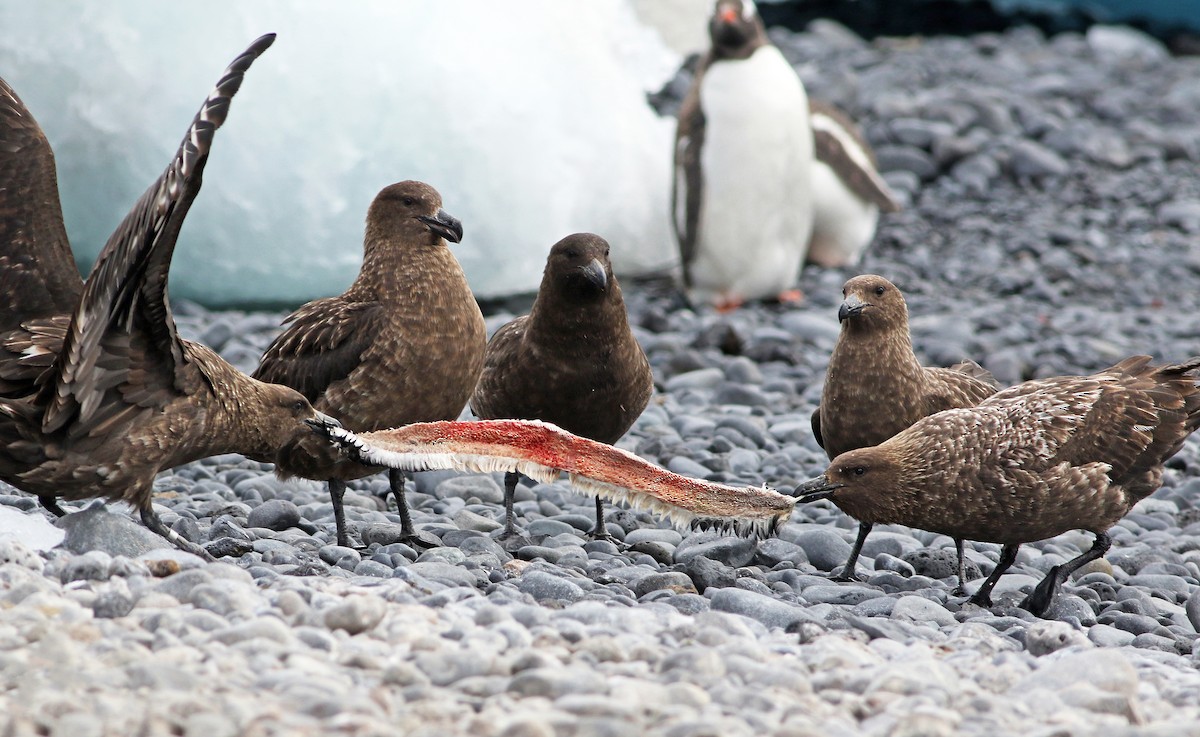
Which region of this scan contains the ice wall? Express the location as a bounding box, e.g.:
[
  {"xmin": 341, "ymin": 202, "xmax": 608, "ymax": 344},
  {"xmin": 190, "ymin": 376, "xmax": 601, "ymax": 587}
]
[{"xmin": 0, "ymin": 1, "xmax": 682, "ymax": 306}]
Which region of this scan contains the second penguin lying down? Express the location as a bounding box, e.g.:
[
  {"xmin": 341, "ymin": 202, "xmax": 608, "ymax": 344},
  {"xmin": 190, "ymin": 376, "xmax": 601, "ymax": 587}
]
[{"xmin": 471, "ymin": 233, "xmax": 653, "ymax": 548}]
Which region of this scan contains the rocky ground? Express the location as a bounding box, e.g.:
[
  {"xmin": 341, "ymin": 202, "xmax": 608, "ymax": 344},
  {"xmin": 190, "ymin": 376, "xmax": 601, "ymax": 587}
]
[{"xmin": 4, "ymin": 20, "xmax": 1200, "ymax": 737}]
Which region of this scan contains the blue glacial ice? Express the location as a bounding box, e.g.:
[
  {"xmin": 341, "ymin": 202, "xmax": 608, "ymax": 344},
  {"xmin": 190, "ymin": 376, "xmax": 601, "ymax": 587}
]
[{"xmin": 0, "ymin": 0, "xmax": 686, "ymax": 305}]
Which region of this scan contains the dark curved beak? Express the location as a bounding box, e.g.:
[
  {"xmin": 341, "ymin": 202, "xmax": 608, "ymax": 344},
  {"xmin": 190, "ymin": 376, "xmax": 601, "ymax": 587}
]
[
  {"xmin": 418, "ymin": 209, "xmax": 464, "ymax": 244},
  {"xmin": 838, "ymin": 294, "xmax": 867, "ymax": 322},
  {"xmin": 579, "ymin": 258, "xmax": 608, "ymax": 292},
  {"xmin": 305, "ymin": 414, "xmax": 342, "ymax": 437},
  {"xmin": 793, "ymin": 475, "xmax": 844, "ymax": 502}
]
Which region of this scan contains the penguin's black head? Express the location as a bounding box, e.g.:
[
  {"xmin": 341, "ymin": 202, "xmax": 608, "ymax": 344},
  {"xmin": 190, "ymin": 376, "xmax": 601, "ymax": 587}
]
[{"xmin": 709, "ymin": 0, "xmax": 767, "ymax": 59}]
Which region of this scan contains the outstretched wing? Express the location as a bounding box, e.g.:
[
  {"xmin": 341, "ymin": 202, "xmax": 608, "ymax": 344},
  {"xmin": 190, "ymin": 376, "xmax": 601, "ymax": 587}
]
[
  {"xmin": 42, "ymin": 34, "xmax": 276, "ymax": 436},
  {"xmin": 0, "ymin": 77, "xmax": 83, "ymax": 331},
  {"xmin": 253, "ymin": 297, "xmax": 385, "ymax": 405}
]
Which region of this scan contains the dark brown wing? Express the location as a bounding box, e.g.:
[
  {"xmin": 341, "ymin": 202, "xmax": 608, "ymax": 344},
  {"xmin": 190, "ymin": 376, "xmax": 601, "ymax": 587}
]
[
  {"xmin": 672, "ymin": 55, "xmax": 709, "ymax": 286},
  {"xmin": 922, "ymin": 360, "xmax": 1000, "ymax": 415},
  {"xmin": 810, "ymin": 406, "xmax": 824, "ymax": 450},
  {"xmin": 41, "ymin": 34, "xmax": 276, "ymax": 436},
  {"xmin": 253, "ymin": 297, "xmax": 385, "ymax": 404},
  {"xmin": 1046, "ymin": 357, "xmax": 1200, "ymax": 500},
  {"xmin": 0, "ymin": 78, "xmax": 82, "ymax": 330},
  {"xmin": 810, "ymin": 99, "xmax": 901, "ymax": 213},
  {"xmin": 469, "ymin": 316, "xmax": 528, "ymax": 421}
]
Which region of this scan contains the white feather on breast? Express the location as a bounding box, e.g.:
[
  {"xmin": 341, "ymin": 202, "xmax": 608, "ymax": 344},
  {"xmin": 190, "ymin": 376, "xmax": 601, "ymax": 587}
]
[{"xmin": 690, "ymin": 45, "xmax": 814, "ymax": 304}]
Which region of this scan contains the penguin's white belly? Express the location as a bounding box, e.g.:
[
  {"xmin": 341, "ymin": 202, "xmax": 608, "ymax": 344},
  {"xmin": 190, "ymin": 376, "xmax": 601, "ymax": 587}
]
[
  {"xmin": 808, "ymin": 161, "xmax": 879, "ymax": 267},
  {"xmin": 691, "ymin": 46, "xmax": 814, "ymax": 304}
]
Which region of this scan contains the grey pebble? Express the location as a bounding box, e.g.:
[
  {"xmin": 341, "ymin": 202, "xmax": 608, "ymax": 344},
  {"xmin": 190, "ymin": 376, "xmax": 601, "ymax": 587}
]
[
  {"xmin": 246, "ymin": 498, "xmax": 301, "ymax": 531},
  {"xmin": 709, "ymin": 588, "xmax": 822, "ymax": 630},
  {"xmin": 789, "ymin": 528, "xmax": 851, "ymax": 572},
  {"xmin": 516, "ymin": 570, "xmax": 586, "ymax": 604},
  {"xmin": 323, "ymin": 595, "xmax": 386, "ymax": 635}
]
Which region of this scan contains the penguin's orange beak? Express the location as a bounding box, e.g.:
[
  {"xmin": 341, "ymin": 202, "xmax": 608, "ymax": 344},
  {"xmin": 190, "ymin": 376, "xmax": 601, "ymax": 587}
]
[{"xmin": 718, "ymin": 8, "xmax": 737, "ymax": 23}]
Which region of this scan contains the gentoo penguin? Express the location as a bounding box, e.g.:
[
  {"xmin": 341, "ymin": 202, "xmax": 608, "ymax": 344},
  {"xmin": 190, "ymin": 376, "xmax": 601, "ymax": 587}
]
[
  {"xmin": 672, "ymin": 0, "xmax": 814, "ymax": 311},
  {"xmin": 807, "ymin": 99, "xmax": 901, "ymax": 267}
]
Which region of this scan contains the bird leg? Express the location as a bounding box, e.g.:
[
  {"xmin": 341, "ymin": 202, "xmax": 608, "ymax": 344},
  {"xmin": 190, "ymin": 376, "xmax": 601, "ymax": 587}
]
[
  {"xmin": 1020, "ymin": 531, "xmax": 1112, "ymax": 617},
  {"xmin": 588, "ymin": 497, "xmax": 612, "ymax": 542},
  {"xmin": 966, "ymin": 543, "xmax": 1019, "ymax": 607},
  {"xmin": 496, "ymin": 470, "xmax": 532, "ymax": 552},
  {"xmin": 328, "ymin": 478, "xmax": 353, "ymax": 548},
  {"xmin": 833, "ymin": 522, "xmax": 872, "ymax": 582},
  {"xmin": 952, "ymin": 538, "xmax": 968, "ymax": 595},
  {"xmin": 139, "ymin": 506, "xmax": 215, "ymax": 562},
  {"xmin": 388, "ymin": 468, "xmax": 441, "ymax": 549},
  {"xmin": 39, "ymin": 496, "xmax": 68, "ymax": 518}
]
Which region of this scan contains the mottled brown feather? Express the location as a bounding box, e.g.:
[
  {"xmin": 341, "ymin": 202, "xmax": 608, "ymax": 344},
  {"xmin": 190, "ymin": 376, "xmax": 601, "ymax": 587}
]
[
  {"xmin": 819, "ymin": 356, "xmax": 1200, "ymax": 545},
  {"xmin": 814, "ymin": 275, "xmax": 999, "ymax": 460},
  {"xmin": 0, "ymin": 36, "xmax": 324, "ymax": 513},
  {"xmin": 0, "ymin": 78, "xmax": 82, "ymax": 331},
  {"xmin": 255, "ymin": 180, "xmax": 487, "ymax": 483},
  {"xmin": 470, "ymin": 233, "xmax": 653, "ymax": 445}
]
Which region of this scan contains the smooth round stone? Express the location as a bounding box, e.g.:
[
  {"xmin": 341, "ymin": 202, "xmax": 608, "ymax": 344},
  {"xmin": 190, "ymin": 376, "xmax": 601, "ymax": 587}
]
[
  {"xmin": 633, "ymin": 572, "xmax": 698, "ymax": 598},
  {"xmin": 1099, "ymin": 612, "xmax": 1167, "ymax": 636},
  {"xmin": 624, "ymin": 529, "xmax": 683, "ymax": 546},
  {"xmin": 60, "ymin": 551, "xmax": 112, "ymax": 583},
  {"xmin": 1131, "ymin": 632, "xmax": 1180, "ymax": 653},
  {"xmin": 1088, "ymin": 623, "xmax": 1136, "ymax": 647},
  {"xmin": 1125, "ymin": 574, "xmax": 1192, "ymax": 601},
  {"xmin": 353, "ymin": 559, "xmax": 393, "ymax": 578},
  {"xmin": 154, "ymin": 569, "xmax": 214, "ymax": 601},
  {"xmin": 666, "ymin": 456, "xmax": 711, "ymax": 478},
  {"xmin": 417, "ymin": 547, "xmax": 467, "ymax": 566},
  {"xmin": 852, "ymin": 596, "xmax": 897, "ymax": 618},
  {"xmin": 675, "ymin": 536, "xmax": 755, "ymax": 567},
  {"xmin": 753, "ymin": 538, "xmax": 808, "ymax": 568},
  {"xmin": 1025, "ymin": 620, "xmax": 1092, "ymax": 656},
  {"xmin": 516, "ymin": 570, "xmax": 586, "ymax": 604},
  {"xmin": 405, "ymin": 562, "xmax": 480, "ymax": 588},
  {"xmin": 208, "ymin": 516, "xmax": 253, "ymax": 542},
  {"xmin": 801, "ymin": 585, "xmax": 882, "ymax": 606},
  {"xmin": 709, "ymin": 588, "xmax": 821, "ymax": 631},
  {"xmin": 874, "ymin": 553, "xmax": 916, "ymax": 577},
  {"xmin": 626, "ymin": 541, "xmax": 673, "ymax": 566},
  {"xmin": 434, "ymin": 475, "xmax": 504, "ymax": 505},
  {"xmin": 359, "ymin": 523, "xmax": 412, "ymax": 547},
  {"xmin": 684, "ymin": 555, "xmax": 735, "ymax": 593},
  {"xmin": 891, "ymin": 595, "xmax": 957, "ymax": 628},
  {"xmin": 246, "ymin": 499, "xmax": 301, "ymax": 531},
  {"xmin": 318, "ymin": 545, "xmax": 361, "ymax": 567},
  {"xmin": 526, "ymin": 519, "xmax": 577, "ymax": 538},
  {"xmin": 324, "ymin": 595, "xmax": 386, "ymax": 635},
  {"xmin": 91, "ymin": 586, "xmax": 136, "ymax": 619},
  {"xmin": 662, "ymin": 593, "xmax": 710, "ymax": 615},
  {"xmin": 1185, "ymin": 589, "xmax": 1200, "ymax": 632},
  {"xmin": 517, "ymin": 546, "xmax": 572, "ymax": 564},
  {"xmin": 789, "ymin": 529, "xmax": 852, "ymax": 572},
  {"xmin": 664, "ymin": 367, "xmax": 724, "ymax": 392}
]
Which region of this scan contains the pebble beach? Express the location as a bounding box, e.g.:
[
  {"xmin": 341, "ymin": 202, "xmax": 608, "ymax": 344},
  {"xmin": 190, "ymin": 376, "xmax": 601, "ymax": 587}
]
[{"xmin": 4, "ymin": 19, "xmax": 1200, "ymax": 737}]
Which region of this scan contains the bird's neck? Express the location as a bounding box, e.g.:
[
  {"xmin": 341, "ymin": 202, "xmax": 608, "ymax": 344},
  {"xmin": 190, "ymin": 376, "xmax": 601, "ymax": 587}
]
[
  {"xmin": 349, "ymin": 238, "xmax": 456, "ymax": 301},
  {"xmin": 830, "ymin": 322, "xmax": 924, "ymax": 384}
]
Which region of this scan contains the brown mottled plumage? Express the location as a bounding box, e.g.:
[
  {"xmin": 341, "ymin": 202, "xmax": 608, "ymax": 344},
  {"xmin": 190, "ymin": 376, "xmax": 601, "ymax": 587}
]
[
  {"xmin": 470, "ymin": 233, "xmax": 653, "ymax": 546},
  {"xmin": 0, "ymin": 35, "xmax": 333, "ymax": 557},
  {"xmin": 798, "ymin": 355, "xmax": 1200, "ymax": 616},
  {"xmin": 255, "ymin": 181, "xmax": 487, "ymax": 548},
  {"xmin": 813, "ymin": 275, "xmax": 999, "ymax": 583}
]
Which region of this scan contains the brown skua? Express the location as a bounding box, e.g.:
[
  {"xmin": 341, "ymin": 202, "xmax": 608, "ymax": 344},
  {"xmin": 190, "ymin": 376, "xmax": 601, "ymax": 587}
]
[
  {"xmin": 0, "ymin": 35, "xmax": 335, "ymax": 557},
  {"xmin": 812, "ymin": 274, "xmax": 999, "ymax": 585},
  {"xmin": 470, "ymin": 233, "xmax": 653, "ymax": 547},
  {"xmin": 254, "ymin": 180, "xmax": 486, "ymax": 549},
  {"xmin": 798, "ymin": 355, "xmax": 1200, "ymax": 615}
]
